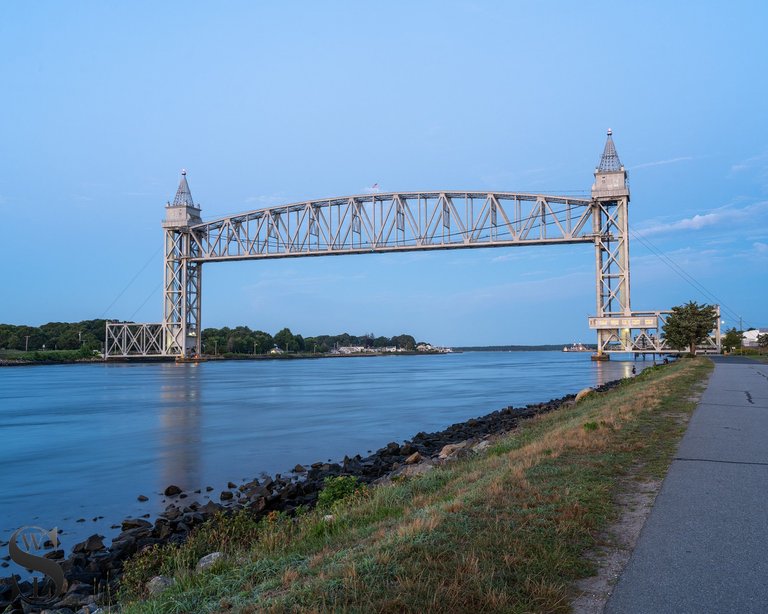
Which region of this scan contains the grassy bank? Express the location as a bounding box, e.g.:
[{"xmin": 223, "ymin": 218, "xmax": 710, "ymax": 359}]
[
  {"xmin": 0, "ymin": 347, "xmax": 100, "ymax": 363},
  {"xmin": 119, "ymin": 357, "xmax": 711, "ymax": 613}
]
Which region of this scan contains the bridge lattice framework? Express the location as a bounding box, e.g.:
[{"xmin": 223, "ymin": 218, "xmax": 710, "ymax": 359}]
[{"xmin": 105, "ymin": 132, "xmax": 721, "ymax": 359}]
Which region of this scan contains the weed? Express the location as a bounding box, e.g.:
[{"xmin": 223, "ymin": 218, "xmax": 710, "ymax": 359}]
[{"xmin": 317, "ymin": 475, "xmax": 367, "ymax": 510}]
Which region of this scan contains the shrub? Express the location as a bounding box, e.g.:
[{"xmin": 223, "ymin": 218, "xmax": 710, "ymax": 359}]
[{"xmin": 317, "ymin": 476, "xmax": 366, "ymax": 510}]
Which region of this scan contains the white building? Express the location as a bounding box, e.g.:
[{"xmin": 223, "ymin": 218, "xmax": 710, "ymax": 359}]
[{"xmin": 743, "ymin": 328, "xmax": 768, "ymax": 348}]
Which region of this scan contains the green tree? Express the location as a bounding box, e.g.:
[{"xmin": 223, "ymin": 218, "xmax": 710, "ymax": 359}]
[
  {"xmin": 722, "ymin": 327, "xmax": 743, "ymax": 353},
  {"xmin": 662, "ymin": 301, "xmax": 718, "ymax": 355},
  {"xmin": 273, "ymin": 328, "xmax": 296, "ymax": 352},
  {"xmin": 252, "ymin": 330, "xmax": 274, "ymax": 354},
  {"xmin": 391, "ymin": 334, "xmax": 416, "ymax": 350},
  {"xmin": 758, "ymin": 333, "xmax": 768, "ymax": 349}
]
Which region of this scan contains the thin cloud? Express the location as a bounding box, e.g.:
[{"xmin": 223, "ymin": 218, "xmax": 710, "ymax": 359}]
[
  {"xmin": 754, "ymin": 242, "xmax": 768, "ymax": 254},
  {"xmin": 244, "ymin": 194, "xmax": 287, "ymax": 206},
  {"xmin": 631, "ymin": 156, "xmax": 693, "ymax": 170},
  {"xmin": 730, "ymin": 152, "xmax": 768, "ymax": 173},
  {"xmin": 636, "ymin": 201, "xmax": 768, "ymax": 236}
]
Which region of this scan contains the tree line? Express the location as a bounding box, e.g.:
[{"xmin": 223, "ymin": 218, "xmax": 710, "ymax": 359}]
[
  {"xmin": 0, "ymin": 320, "xmax": 424, "ymax": 355},
  {"xmin": 201, "ymin": 327, "xmax": 420, "ymax": 355},
  {"xmin": 0, "ymin": 320, "xmax": 106, "ymax": 352}
]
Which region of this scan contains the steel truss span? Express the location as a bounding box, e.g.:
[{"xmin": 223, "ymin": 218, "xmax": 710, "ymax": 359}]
[
  {"xmin": 191, "ymin": 192, "xmax": 595, "ymax": 262},
  {"xmin": 105, "ymin": 322, "xmax": 164, "ymax": 357}
]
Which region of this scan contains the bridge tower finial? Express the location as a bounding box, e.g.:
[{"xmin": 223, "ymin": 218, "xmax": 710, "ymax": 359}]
[
  {"xmin": 597, "ymin": 128, "xmax": 622, "ymax": 172},
  {"xmin": 171, "ymin": 168, "xmax": 195, "ymax": 208}
]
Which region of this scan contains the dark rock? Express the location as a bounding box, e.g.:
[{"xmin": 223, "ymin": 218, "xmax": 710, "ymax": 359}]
[
  {"xmin": 385, "ymin": 442, "xmax": 400, "ymax": 455},
  {"xmin": 76, "ymin": 518, "xmax": 85, "ymax": 523},
  {"xmin": 200, "ymin": 500, "xmax": 223, "ymax": 516},
  {"xmin": 163, "ymin": 506, "xmax": 181, "ymax": 520},
  {"xmin": 182, "ymin": 512, "xmax": 204, "ymax": 525},
  {"xmin": 136, "ymin": 537, "xmax": 163, "ymax": 550},
  {"xmin": 137, "ymin": 495, "xmax": 149, "ymax": 502},
  {"xmin": 292, "ymin": 464, "xmax": 306, "ymax": 473},
  {"xmin": 109, "ymin": 536, "xmax": 136, "ymax": 558},
  {"xmin": 206, "ymin": 486, "xmax": 214, "ymax": 492},
  {"xmin": 156, "ymin": 523, "xmax": 173, "ymax": 540},
  {"xmin": 220, "ymin": 491, "xmax": 233, "ymax": 501},
  {"xmin": 65, "ymin": 581, "xmax": 93, "ymax": 595},
  {"xmin": 164, "ymin": 484, "xmax": 182, "ymax": 496},
  {"xmin": 72, "ymin": 534, "xmax": 105, "ymax": 554},
  {"xmin": 121, "ymin": 518, "xmax": 152, "ymax": 531},
  {"xmin": 247, "ymin": 497, "xmax": 266, "ymax": 512},
  {"xmin": 227, "ymin": 481, "xmax": 237, "ymax": 489}
]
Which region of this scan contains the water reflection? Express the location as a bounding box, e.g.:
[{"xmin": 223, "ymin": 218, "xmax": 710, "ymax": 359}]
[
  {"xmin": 594, "ymin": 356, "xmax": 636, "ymax": 383},
  {"xmin": 159, "ymin": 364, "xmax": 202, "ymax": 492}
]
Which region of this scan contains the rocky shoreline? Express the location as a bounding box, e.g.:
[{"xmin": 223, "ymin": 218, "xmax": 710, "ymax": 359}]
[{"xmin": 0, "ymin": 379, "xmax": 623, "ymax": 613}]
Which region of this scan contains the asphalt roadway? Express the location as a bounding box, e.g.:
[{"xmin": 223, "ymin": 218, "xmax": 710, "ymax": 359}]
[{"xmin": 606, "ymin": 356, "xmax": 768, "ymax": 614}]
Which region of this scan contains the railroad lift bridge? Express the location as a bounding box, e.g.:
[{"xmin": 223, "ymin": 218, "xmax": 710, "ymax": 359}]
[{"xmin": 105, "ymin": 131, "xmax": 721, "ymax": 360}]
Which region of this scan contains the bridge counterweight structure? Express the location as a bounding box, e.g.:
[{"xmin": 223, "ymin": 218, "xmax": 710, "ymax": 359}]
[{"xmin": 104, "ymin": 132, "xmax": 721, "ymax": 359}]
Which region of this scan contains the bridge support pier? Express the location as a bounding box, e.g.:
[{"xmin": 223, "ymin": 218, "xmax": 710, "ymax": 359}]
[
  {"xmin": 589, "ymin": 129, "xmax": 632, "ymax": 357},
  {"xmin": 161, "ymin": 170, "xmax": 203, "ymax": 359}
]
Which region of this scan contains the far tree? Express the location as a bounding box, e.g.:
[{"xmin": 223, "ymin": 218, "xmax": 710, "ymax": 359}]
[
  {"xmin": 758, "ymin": 333, "xmax": 768, "ymax": 349},
  {"xmin": 722, "ymin": 327, "xmax": 743, "ymax": 353},
  {"xmin": 273, "ymin": 328, "xmax": 296, "ymax": 352},
  {"xmin": 662, "ymin": 301, "xmax": 718, "ymax": 355}
]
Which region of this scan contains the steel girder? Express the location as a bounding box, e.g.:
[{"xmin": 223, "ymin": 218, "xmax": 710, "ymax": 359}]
[
  {"xmin": 163, "ymin": 227, "xmax": 202, "ymax": 357},
  {"xmin": 104, "ymin": 322, "xmax": 164, "ymax": 357},
  {"xmin": 189, "ymin": 192, "xmax": 596, "ymax": 262}
]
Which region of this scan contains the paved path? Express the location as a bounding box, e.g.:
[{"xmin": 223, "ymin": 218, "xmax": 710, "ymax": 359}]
[{"xmin": 606, "ymin": 356, "xmax": 768, "ymax": 614}]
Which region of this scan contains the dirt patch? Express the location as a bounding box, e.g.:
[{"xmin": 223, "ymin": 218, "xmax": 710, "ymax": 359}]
[{"xmin": 571, "ymin": 478, "xmax": 661, "ymax": 614}]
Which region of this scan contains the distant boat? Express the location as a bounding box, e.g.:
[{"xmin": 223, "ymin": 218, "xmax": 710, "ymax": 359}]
[{"xmin": 563, "ymin": 343, "xmax": 590, "ymax": 352}]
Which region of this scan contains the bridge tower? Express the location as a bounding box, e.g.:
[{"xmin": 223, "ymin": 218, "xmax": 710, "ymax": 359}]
[
  {"xmin": 591, "ymin": 130, "xmax": 631, "ymax": 358},
  {"xmin": 162, "ymin": 170, "xmax": 203, "ymax": 358}
]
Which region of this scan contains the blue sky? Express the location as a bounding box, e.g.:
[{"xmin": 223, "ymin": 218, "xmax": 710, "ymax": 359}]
[{"xmin": 1, "ymin": 1, "xmax": 766, "ymax": 345}]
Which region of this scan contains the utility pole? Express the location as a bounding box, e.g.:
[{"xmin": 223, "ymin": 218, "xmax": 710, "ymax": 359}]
[{"xmin": 740, "ymin": 316, "xmax": 744, "ymax": 355}]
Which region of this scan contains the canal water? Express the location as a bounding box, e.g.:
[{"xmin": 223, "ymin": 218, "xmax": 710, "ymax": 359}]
[{"xmin": 0, "ymin": 351, "xmax": 642, "ymax": 565}]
